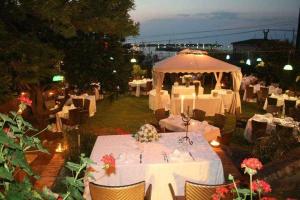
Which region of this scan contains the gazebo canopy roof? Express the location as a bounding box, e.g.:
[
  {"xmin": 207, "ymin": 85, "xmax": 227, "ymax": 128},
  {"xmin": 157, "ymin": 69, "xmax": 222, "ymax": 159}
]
[{"xmin": 153, "ymin": 49, "xmax": 240, "ymax": 73}]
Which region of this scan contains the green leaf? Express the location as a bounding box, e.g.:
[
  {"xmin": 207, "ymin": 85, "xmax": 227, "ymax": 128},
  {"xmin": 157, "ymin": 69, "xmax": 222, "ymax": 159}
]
[
  {"xmin": 9, "ymin": 125, "xmax": 22, "ymax": 133},
  {"xmin": 0, "ymin": 131, "xmax": 21, "ymax": 149},
  {"xmin": 0, "ymin": 166, "xmax": 13, "ymax": 181},
  {"xmin": 228, "ymin": 174, "xmax": 234, "ymax": 181},
  {"xmin": 11, "ymin": 150, "xmax": 34, "ymax": 176},
  {"xmin": 0, "ymin": 113, "xmax": 15, "ymax": 124},
  {"xmin": 237, "ymin": 188, "xmax": 251, "ymax": 195},
  {"xmin": 66, "ymin": 162, "xmax": 81, "ymax": 172}
]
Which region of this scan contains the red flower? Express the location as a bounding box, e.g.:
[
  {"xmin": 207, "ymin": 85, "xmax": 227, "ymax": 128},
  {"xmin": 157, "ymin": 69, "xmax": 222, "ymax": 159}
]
[
  {"xmin": 252, "ymin": 180, "xmax": 272, "ymax": 193},
  {"xmin": 87, "ymin": 166, "xmax": 96, "ymax": 173},
  {"xmin": 212, "ymin": 193, "xmax": 220, "ymax": 200},
  {"xmin": 101, "ymin": 154, "xmax": 116, "ymax": 175},
  {"xmin": 3, "ymin": 128, "xmax": 10, "ymax": 133},
  {"xmin": 241, "ymin": 158, "xmax": 263, "ymax": 171},
  {"xmin": 18, "ymin": 96, "xmax": 32, "ymax": 106},
  {"xmin": 56, "ymin": 195, "xmax": 63, "ymax": 200},
  {"xmin": 212, "ymin": 186, "xmax": 230, "ymax": 200},
  {"xmin": 261, "ymin": 197, "xmax": 276, "ymax": 200}
]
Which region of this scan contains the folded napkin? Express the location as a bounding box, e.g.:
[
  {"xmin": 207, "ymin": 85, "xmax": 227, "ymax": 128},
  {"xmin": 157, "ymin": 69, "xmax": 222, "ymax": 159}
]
[{"xmin": 169, "ymin": 149, "xmax": 193, "ymax": 162}]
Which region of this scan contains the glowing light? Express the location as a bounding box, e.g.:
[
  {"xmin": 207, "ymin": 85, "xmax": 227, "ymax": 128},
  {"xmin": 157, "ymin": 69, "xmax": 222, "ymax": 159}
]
[
  {"xmin": 246, "ymin": 59, "xmax": 251, "ymax": 66},
  {"xmin": 21, "ymin": 92, "xmax": 26, "ymax": 96},
  {"xmin": 256, "ymin": 57, "xmax": 262, "ymax": 62},
  {"xmin": 49, "ymin": 92, "xmax": 54, "ymax": 96},
  {"xmin": 55, "ymin": 143, "xmax": 64, "ymax": 153},
  {"xmin": 226, "ymin": 54, "xmax": 230, "ymax": 60},
  {"xmin": 52, "ymin": 75, "xmax": 64, "ymax": 82},
  {"xmin": 210, "ymin": 140, "xmax": 220, "ymax": 147},
  {"xmin": 109, "ymin": 57, "xmax": 114, "ymax": 60},
  {"xmin": 130, "ymin": 58, "xmax": 137, "ymax": 63},
  {"xmin": 112, "ymin": 70, "xmax": 117, "ymax": 73},
  {"xmin": 283, "ymin": 64, "xmax": 293, "ymax": 71}
]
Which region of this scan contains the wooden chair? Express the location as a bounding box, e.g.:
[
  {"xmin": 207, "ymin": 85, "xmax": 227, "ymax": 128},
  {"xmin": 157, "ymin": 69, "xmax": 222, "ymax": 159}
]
[
  {"xmin": 72, "ymin": 98, "xmax": 84, "ymax": 109},
  {"xmin": 267, "ymin": 97, "xmax": 277, "ymax": 106},
  {"xmin": 289, "ymin": 107, "xmax": 300, "ymax": 122},
  {"xmin": 80, "ymin": 99, "xmax": 90, "ymax": 123},
  {"xmin": 192, "ymin": 109, "xmax": 206, "ymax": 122},
  {"xmin": 89, "ymin": 181, "xmax": 152, "ymax": 200},
  {"xmin": 260, "ymin": 87, "xmax": 269, "ymax": 98},
  {"xmin": 251, "ymin": 120, "xmax": 267, "ymax": 142},
  {"xmin": 219, "ymin": 128, "xmax": 235, "ymax": 145},
  {"xmin": 141, "ymin": 82, "xmax": 153, "ymax": 94},
  {"xmin": 266, "ymin": 105, "xmax": 282, "ymax": 117},
  {"xmin": 169, "ymin": 182, "xmax": 234, "ymax": 200},
  {"xmin": 61, "ymin": 108, "xmax": 81, "ymax": 127},
  {"xmin": 213, "ymin": 114, "xmax": 226, "ymax": 131},
  {"xmin": 154, "ymin": 108, "xmax": 168, "ymax": 122},
  {"xmin": 276, "ymin": 124, "xmax": 294, "ymax": 138},
  {"xmin": 284, "ymin": 99, "xmax": 296, "ymax": 117},
  {"xmin": 235, "ymin": 107, "xmax": 249, "ymax": 129},
  {"xmin": 245, "ymin": 85, "xmax": 256, "ymax": 101}
]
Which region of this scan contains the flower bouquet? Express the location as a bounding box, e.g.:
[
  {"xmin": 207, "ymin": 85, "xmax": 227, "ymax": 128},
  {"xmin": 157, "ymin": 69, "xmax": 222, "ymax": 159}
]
[
  {"xmin": 183, "ymin": 75, "xmax": 193, "ymax": 87},
  {"xmin": 133, "ymin": 124, "xmax": 161, "ymax": 142}
]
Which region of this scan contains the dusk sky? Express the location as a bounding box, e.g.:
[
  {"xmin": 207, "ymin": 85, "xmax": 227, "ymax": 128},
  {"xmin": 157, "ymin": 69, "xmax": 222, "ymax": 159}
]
[{"xmin": 128, "ymin": 0, "xmax": 300, "ymax": 45}]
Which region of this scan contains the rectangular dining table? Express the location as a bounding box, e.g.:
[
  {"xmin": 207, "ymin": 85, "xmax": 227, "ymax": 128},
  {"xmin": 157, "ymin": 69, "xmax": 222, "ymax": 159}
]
[
  {"xmin": 84, "ymin": 132, "xmax": 225, "ymax": 200},
  {"xmin": 159, "ymin": 115, "xmax": 221, "ymax": 141}
]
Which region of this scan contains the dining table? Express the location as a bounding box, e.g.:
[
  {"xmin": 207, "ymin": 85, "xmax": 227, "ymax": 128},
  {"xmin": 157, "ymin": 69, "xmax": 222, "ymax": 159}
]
[
  {"xmin": 84, "ymin": 132, "xmax": 225, "ymax": 200},
  {"xmin": 263, "ymin": 94, "xmax": 300, "ymax": 114},
  {"xmin": 171, "ymin": 85, "xmax": 204, "ymax": 97},
  {"xmin": 211, "ymin": 89, "xmax": 233, "ymax": 111},
  {"xmin": 244, "ymin": 113, "xmax": 300, "ymax": 142},
  {"xmin": 148, "ymin": 89, "xmax": 171, "ymax": 110},
  {"xmin": 159, "ymin": 115, "xmax": 221, "ymax": 141},
  {"xmin": 71, "ymin": 94, "xmax": 97, "ymax": 117},
  {"xmin": 170, "ymin": 94, "xmax": 225, "ymax": 116},
  {"xmin": 129, "ymin": 79, "xmax": 152, "ymax": 97}
]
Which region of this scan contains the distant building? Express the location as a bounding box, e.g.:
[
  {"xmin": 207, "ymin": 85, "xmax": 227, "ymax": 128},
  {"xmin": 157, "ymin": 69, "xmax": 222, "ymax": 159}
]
[{"xmin": 231, "ymin": 39, "xmax": 292, "ymax": 54}]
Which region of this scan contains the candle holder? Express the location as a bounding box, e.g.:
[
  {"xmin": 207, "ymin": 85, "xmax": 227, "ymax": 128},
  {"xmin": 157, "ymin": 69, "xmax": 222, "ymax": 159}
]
[{"xmin": 179, "ymin": 107, "xmax": 193, "ymax": 145}]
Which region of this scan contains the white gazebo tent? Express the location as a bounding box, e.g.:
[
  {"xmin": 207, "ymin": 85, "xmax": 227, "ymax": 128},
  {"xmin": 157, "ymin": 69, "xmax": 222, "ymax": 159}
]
[{"xmin": 153, "ymin": 49, "xmax": 243, "ymax": 114}]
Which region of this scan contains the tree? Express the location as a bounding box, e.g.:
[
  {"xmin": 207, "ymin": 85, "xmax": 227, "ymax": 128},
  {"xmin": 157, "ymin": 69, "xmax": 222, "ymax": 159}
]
[{"xmin": 0, "ymin": 0, "xmax": 138, "ymax": 124}]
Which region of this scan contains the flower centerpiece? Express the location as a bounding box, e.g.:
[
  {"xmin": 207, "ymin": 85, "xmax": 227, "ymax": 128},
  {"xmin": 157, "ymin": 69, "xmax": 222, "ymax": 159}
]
[
  {"xmin": 183, "ymin": 75, "xmax": 193, "ymax": 87},
  {"xmin": 133, "ymin": 124, "xmax": 161, "ymax": 142}
]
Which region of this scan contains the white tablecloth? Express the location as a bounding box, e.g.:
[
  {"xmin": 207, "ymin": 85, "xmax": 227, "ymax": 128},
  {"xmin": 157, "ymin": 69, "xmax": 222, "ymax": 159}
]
[
  {"xmin": 244, "ymin": 114, "xmax": 299, "ymax": 142},
  {"xmin": 129, "ymin": 79, "xmax": 152, "ymax": 97},
  {"xmin": 170, "ymin": 95, "xmax": 224, "ymax": 116},
  {"xmin": 171, "ymin": 85, "xmax": 203, "ymax": 97},
  {"xmin": 71, "ymin": 94, "xmax": 96, "ymax": 117},
  {"xmin": 55, "ymin": 105, "xmax": 75, "ymax": 132},
  {"xmin": 149, "ymin": 89, "xmax": 170, "ymax": 110},
  {"xmin": 84, "ymin": 132, "xmax": 224, "ymax": 200},
  {"xmin": 263, "ymin": 94, "xmax": 300, "ymax": 114},
  {"xmin": 159, "ymin": 115, "xmax": 220, "ymax": 141},
  {"xmin": 241, "ymin": 75, "xmax": 257, "ymax": 90},
  {"xmin": 211, "ymin": 89, "xmax": 233, "ymax": 111}
]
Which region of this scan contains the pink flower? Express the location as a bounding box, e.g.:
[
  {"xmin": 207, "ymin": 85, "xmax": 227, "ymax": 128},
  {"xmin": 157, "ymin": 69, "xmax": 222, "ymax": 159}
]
[
  {"xmin": 252, "ymin": 179, "xmax": 272, "ymax": 193},
  {"xmin": 241, "ymin": 158, "xmax": 263, "ymax": 171},
  {"xmin": 101, "ymin": 154, "xmax": 116, "ymax": 175},
  {"xmin": 18, "ymin": 96, "xmax": 32, "ymax": 106},
  {"xmin": 3, "ymin": 128, "xmax": 10, "ymax": 134},
  {"xmin": 212, "ymin": 193, "xmax": 220, "ymax": 200}
]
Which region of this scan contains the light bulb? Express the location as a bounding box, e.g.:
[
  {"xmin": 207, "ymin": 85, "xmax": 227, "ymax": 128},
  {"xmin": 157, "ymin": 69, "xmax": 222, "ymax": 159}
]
[
  {"xmin": 226, "ymin": 55, "xmax": 230, "ymax": 60},
  {"xmin": 130, "ymin": 58, "xmax": 137, "ymax": 63},
  {"xmin": 246, "ymin": 59, "xmax": 251, "ymax": 66},
  {"xmin": 283, "ymin": 64, "xmax": 293, "ymax": 71}
]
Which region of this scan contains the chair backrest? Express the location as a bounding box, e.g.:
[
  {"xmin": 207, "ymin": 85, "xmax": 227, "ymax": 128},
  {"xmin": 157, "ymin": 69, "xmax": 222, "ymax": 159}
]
[
  {"xmin": 83, "ymin": 99, "xmax": 90, "ymax": 110},
  {"xmin": 266, "ymin": 105, "xmax": 282, "ymax": 117},
  {"xmin": 260, "ymin": 87, "xmax": 269, "ymax": 98},
  {"xmin": 276, "ymin": 124, "xmax": 294, "ymax": 138},
  {"xmin": 69, "ymin": 108, "xmax": 81, "ymax": 124},
  {"xmin": 267, "ymin": 97, "xmax": 277, "ymax": 106},
  {"xmin": 89, "ymin": 181, "xmax": 145, "ymax": 200},
  {"xmin": 213, "ymin": 114, "xmax": 226, "ymax": 130},
  {"xmin": 44, "ymin": 100, "xmax": 56, "ymax": 110},
  {"xmin": 146, "ymin": 81, "xmax": 152, "ymax": 91},
  {"xmin": 220, "ymin": 129, "xmax": 235, "ymax": 145},
  {"xmin": 185, "ymin": 181, "xmax": 234, "ymax": 200},
  {"xmin": 154, "ymin": 108, "xmax": 168, "ymax": 122},
  {"xmin": 284, "ymin": 99, "xmax": 296, "ymax": 116},
  {"xmin": 287, "ymin": 90, "xmax": 295, "ymax": 97},
  {"xmin": 246, "ymin": 85, "xmax": 255, "ymax": 99},
  {"xmin": 251, "ymin": 120, "xmax": 267, "ymax": 141},
  {"xmin": 72, "ymin": 98, "xmax": 84, "ymax": 108},
  {"xmin": 192, "ymin": 109, "xmax": 206, "ymax": 122}
]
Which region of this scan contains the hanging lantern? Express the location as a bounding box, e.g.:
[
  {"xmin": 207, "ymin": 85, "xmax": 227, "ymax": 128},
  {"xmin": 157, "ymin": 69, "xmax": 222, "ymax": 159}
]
[
  {"xmin": 283, "ymin": 64, "xmax": 293, "ymax": 71},
  {"xmin": 130, "ymin": 58, "xmax": 137, "ymax": 63},
  {"xmin": 226, "ymin": 54, "xmax": 230, "ymax": 60},
  {"xmin": 246, "ymin": 59, "xmax": 251, "ymax": 66},
  {"xmin": 256, "ymin": 57, "xmax": 262, "ymax": 62}
]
